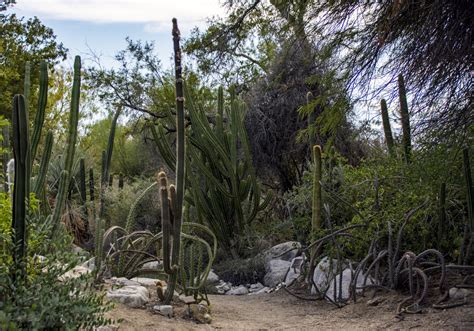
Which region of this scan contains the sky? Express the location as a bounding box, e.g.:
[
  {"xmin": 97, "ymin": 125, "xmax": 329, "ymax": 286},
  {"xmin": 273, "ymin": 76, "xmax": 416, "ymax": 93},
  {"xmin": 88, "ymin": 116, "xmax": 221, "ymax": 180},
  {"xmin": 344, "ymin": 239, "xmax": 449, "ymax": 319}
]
[{"xmin": 11, "ymin": 0, "xmax": 225, "ymax": 69}]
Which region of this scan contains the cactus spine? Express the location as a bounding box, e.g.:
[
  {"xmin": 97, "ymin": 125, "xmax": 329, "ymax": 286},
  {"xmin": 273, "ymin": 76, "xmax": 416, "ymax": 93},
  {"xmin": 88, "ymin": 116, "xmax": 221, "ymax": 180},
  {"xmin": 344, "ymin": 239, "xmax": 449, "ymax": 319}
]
[
  {"xmin": 398, "ymin": 74, "xmax": 411, "ymax": 164},
  {"xmin": 11, "ymin": 95, "xmax": 29, "ymax": 280},
  {"xmin": 380, "ymin": 99, "xmax": 395, "ymax": 157},
  {"xmin": 51, "ymin": 56, "xmax": 81, "ymax": 235}
]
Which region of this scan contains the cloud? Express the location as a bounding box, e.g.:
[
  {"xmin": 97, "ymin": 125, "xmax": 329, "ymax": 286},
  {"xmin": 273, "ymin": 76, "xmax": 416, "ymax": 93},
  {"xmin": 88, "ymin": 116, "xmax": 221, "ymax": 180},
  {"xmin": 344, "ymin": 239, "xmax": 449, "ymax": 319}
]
[{"xmin": 14, "ymin": 0, "xmax": 224, "ymax": 28}]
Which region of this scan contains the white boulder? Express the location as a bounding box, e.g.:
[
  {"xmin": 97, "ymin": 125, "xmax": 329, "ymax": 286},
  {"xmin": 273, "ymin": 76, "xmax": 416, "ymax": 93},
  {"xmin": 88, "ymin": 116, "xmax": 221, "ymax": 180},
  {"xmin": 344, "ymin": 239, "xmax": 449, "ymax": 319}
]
[{"xmin": 106, "ymin": 285, "xmax": 149, "ymax": 308}]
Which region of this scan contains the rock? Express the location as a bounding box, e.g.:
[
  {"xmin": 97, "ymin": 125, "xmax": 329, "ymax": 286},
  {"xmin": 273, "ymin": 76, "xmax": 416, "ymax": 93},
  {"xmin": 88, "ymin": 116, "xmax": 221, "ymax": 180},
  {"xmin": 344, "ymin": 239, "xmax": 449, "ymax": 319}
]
[
  {"xmin": 59, "ymin": 265, "xmax": 91, "ymax": 281},
  {"xmin": 80, "ymin": 257, "xmax": 96, "ymax": 271},
  {"xmin": 179, "ymin": 295, "xmax": 197, "ymax": 304},
  {"xmin": 262, "ymin": 241, "xmax": 301, "ymax": 263},
  {"xmin": 106, "ymin": 277, "xmax": 141, "ymax": 287},
  {"xmin": 249, "ymin": 286, "xmax": 271, "ymax": 295},
  {"xmin": 284, "ymin": 256, "xmax": 304, "ymax": 286},
  {"xmin": 226, "ymin": 285, "xmax": 249, "ymax": 295},
  {"xmin": 249, "ymin": 282, "xmax": 264, "ymax": 293},
  {"xmin": 130, "ymin": 277, "xmax": 158, "ymax": 287},
  {"xmin": 367, "ymin": 296, "xmax": 385, "ymax": 306},
  {"xmin": 72, "ymin": 244, "xmax": 85, "ymax": 255},
  {"xmin": 95, "ymin": 326, "xmax": 119, "ymax": 331},
  {"xmin": 311, "ymin": 257, "xmax": 339, "ymax": 294},
  {"xmin": 206, "ymin": 270, "xmax": 220, "ymax": 284},
  {"xmin": 106, "ymin": 285, "xmax": 149, "ymax": 308},
  {"xmin": 188, "ymin": 304, "xmax": 212, "ymax": 324},
  {"xmin": 263, "ymin": 259, "xmax": 291, "ymax": 288},
  {"xmin": 326, "ymin": 268, "xmax": 373, "ymax": 302},
  {"xmin": 449, "ymin": 287, "xmax": 473, "ymax": 300},
  {"xmin": 215, "ymin": 280, "xmax": 231, "ymax": 294},
  {"xmin": 141, "ymin": 261, "xmax": 160, "ymax": 270},
  {"xmin": 153, "ymin": 305, "xmax": 173, "ymax": 318}
]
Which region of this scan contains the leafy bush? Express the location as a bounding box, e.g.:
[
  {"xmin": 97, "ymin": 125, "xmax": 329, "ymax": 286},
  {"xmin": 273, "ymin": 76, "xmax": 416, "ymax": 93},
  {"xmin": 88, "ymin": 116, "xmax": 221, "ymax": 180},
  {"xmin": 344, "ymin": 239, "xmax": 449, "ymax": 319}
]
[
  {"xmin": 213, "ymin": 256, "xmax": 266, "ymax": 285},
  {"xmin": 284, "ymin": 142, "xmax": 470, "ymax": 262},
  {"xmin": 103, "ymin": 177, "xmax": 161, "ymax": 232},
  {"xmin": 0, "ymin": 194, "xmax": 114, "ymax": 329},
  {"xmin": 0, "ymin": 254, "xmax": 113, "ymax": 330}
]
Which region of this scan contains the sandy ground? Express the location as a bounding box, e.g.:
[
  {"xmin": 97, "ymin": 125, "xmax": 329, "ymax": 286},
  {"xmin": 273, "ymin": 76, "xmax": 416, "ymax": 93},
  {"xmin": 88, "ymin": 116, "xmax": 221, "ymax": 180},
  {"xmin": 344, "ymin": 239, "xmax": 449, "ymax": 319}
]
[{"xmin": 106, "ymin": 290, "xmax": 474, "ymax": 330}]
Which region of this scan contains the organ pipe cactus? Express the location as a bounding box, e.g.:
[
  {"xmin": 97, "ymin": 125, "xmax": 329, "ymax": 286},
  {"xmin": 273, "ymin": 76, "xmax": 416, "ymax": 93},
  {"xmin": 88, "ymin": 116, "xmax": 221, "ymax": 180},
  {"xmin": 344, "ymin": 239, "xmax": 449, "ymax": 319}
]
[
  {"xmin": 51, "ymin": 56, "xmax": 81, "ymax": 235},
  {"xmin": 464, "ymin": 148, "xmax": 473, "ymax": 231},
  {"xmin": 11, "ymin": 94, "xmax": 29, "ymax": 281},
  {"xmin": 32, "ymin": 130, "xmax": 53, "ymax": 195},
  {"xmin": 23, "ymin": 62, "xmax": 31, "ymax": 200},
  {"xmin": 30, "ymin": 62, "xmax": 48, "ymax": 168},
  {"xmin": 161, "ymin": 17, "xmax": 186, "ymax": 304},
  {"xmin": 438, "ymin": 182, "xmax": 446, "ymax": 247},
  {"xmin": 312, "ymin": 145, "xmax": 322, "ymax": 231},
  {"xmin": 398, "ymin": 74, "xmax": 411, "ymax": 164},
  {"xmin": 380, "ymin": 99, "xmax": 395, "ymax": 157}
]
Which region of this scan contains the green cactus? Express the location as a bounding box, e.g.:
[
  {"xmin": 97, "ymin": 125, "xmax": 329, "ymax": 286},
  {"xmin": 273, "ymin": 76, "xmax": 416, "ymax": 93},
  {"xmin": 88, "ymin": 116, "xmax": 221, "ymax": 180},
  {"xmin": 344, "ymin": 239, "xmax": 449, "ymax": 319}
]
[
  {"xmin": 32, "ymin": 130, "xmax": 53, "ymax": 195},
  {"xmin": 30, "ymin": 62, "xmax": 48, "ymax": 168},
  {"xmin": 89, "ymin": 168, "xmax": 96, "ymax": 220},
  {"xmin": 312, "ymin": 145, "xmax": 322, "ymax": 231},
  {"xmin": 464, "ymin": 148, "xmax": 473, "ymax": 231},
  {"xmin": 11, "ymin": 94, "xmax": 29, "ymax": 281},
  {"xmin": 23, "ymin": 62, "xmax": 31, "ymax": 201},
  {"xmin": 118, "ymin": 173, "xmax": 124, "ymax": 189},
  {"xmin": 398, "ymin": 74, "xmax": 411, "ymax": 164},
  {"xmin": 51, "ymin": 56, "xmax": 81, "ymax": 235},
  {"xmin": 2, "ymin": 125, "xmax": 9, "ymax": 193},
  {"xmin": 380, "ymin": 99, "xmax": 395, "ymax": 157},
  {"xmin": 99, "ymin": 150, "xmax": 107, "ymax": 219},
  {"xmin": 438, "ymin": 182, "xmax": 446, "ymax": 247}
]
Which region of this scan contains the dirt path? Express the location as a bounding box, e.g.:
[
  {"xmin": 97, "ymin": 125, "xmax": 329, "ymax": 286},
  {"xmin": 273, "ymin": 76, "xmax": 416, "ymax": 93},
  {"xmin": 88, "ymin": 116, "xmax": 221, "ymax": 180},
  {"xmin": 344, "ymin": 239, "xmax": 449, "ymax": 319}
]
[{"xmin": 107, "ymin": 291, "xmax": 474, "ymax": 330}]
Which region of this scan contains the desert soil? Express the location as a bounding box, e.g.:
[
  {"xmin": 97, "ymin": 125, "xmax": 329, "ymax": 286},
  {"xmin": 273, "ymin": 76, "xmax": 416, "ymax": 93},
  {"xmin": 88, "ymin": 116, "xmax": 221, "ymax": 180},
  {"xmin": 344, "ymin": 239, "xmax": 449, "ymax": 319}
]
[{"xmin": 106, "ymin": 290, "xmax": 474, "ymax": 330}]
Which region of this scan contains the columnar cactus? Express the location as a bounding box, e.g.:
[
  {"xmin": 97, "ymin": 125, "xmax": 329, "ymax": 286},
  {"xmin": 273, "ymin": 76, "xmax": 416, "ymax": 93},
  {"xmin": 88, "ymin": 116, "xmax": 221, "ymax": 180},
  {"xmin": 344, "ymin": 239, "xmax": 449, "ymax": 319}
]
[
  {"xmin": 30, "ymin": 62, "xmax": 48, "ymax": 168},
  {"xmin": 312, "ymin": 145, "xmax": 322, "ymax": 231},
  {"xmin": 2, "ymin": 125, "xmax": 9, "ymax": 193},
  {"xmin": 398, "ymin": 74, "xmax": 411, "ymax": 164},
  {"xmin": 159, "ymin": 17, "xmax": 186, "ymax": 305},
  {"xmin": 51, "ymin": 56, "xmax": 81, "ymax": 235},
  {"xmin": 32, "ymin": 130, "xmax": 53, "ymax": 195},
  {"xmin": 11, "ymin": 94, "xmax": 29, "ymax": 280},
  {"xmin": 438, "ymin": 182, "xmax": 446, "ymax": 246},
  {"xmin": 464, "ymin": 149, "xmax": 473, "ymax": 230},
  {"xmin": 380, "ymin": 99, "xmax": 395, "ymax": 157}
]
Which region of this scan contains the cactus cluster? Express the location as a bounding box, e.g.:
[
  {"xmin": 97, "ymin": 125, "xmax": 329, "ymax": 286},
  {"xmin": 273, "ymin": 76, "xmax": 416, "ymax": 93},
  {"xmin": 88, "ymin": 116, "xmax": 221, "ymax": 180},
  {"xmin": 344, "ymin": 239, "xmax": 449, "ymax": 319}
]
[
  {"xmin": 379, "ymin": 74, "xmax": 412, "ymax": 162},
  {"xmin": 151, "ymin": 83, "xmax": 270, "ymax": 259},
  {"xmin": 9, "ymin": 57, "xmax": 83, "ymax": 281}
]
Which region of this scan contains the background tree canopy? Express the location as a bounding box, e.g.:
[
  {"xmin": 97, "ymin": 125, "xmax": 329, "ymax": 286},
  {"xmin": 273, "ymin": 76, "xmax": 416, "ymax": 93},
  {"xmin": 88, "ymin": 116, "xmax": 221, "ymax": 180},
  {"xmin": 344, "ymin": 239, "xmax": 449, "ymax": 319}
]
[{"xmin": 0, "ymin": 14, "xmax": 67, "ymax": 119}]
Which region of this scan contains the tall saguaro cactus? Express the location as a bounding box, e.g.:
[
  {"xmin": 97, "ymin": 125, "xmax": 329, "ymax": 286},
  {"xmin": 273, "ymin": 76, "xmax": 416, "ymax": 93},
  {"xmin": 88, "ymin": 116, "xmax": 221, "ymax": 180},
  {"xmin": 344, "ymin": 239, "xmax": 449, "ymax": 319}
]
[
  {"xmin": 398, "ymin": 74, "xmax": 412, "ymax": 164},
  {"xmin": 380, "ymin": 99, "xmax": 395, "ymax": 157},
  {"xmin": 159, "ymin": 17, "xmax": 186, "ymax": 305},
  {"xmin": 11, "ymin": 95, "xmax": 29, "ymax": 280}
]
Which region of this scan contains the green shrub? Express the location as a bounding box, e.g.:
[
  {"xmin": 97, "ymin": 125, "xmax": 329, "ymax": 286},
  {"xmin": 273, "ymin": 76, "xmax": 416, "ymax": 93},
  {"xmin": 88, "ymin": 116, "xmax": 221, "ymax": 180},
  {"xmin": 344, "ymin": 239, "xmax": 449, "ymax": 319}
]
[
  {"xmin": 103, "ymin": 177, "xmax": 161, "ymax": 232},
  {"xmin": 214, "ymin": 256, "xmax": 266, "ymax": 285}
]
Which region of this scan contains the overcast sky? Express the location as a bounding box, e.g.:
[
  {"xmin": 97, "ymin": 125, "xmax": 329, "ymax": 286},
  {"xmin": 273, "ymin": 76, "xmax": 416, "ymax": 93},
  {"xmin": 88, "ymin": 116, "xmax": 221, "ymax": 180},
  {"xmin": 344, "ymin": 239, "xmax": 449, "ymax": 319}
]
[{"xmin": 11, "ymin": 0, "xmax": 225, "ymax": 68}]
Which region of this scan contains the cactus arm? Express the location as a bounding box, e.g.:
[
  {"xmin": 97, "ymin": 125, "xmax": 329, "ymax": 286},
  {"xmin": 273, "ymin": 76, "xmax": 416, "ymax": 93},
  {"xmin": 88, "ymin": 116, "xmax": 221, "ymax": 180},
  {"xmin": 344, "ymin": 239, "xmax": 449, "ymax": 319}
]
[
  {"xmin": 23, "ymin": 62, "xmax": 31, "ymax": 201},
  {"xmin": 32, "ymin": 130, "xmax": 53, "ymax": 195},
  {"xmin": 312, "ymin": 145, "xmax": 322, "ymax": 231},
  {"xmin": 30, "ymin": 62, "xmax": 48, "ymax": 167},
  {"xmin": 398, "ymin": 74, "xmax": 411, "ymax": 164},
  {"xmin": 464, "ymin": 149, "xmax": 473, "ymax": 231},
  {"xmin": 2, "ymin": 125, "xmax": 10, "ymax": 193},
  {"xmin": 159, "ymin": 172, "xmax": 172, "ymax": 275},
  {"xmin": 380, "ymin": 99, "xmax": 395, "ymax": 157},
  {"xmin": 11, "ymin": 94, "xmax": 29, "ymax": 280},
  {"xmin": 51, "ymin": 56, "xmax": 81, "ymax": 235}
]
